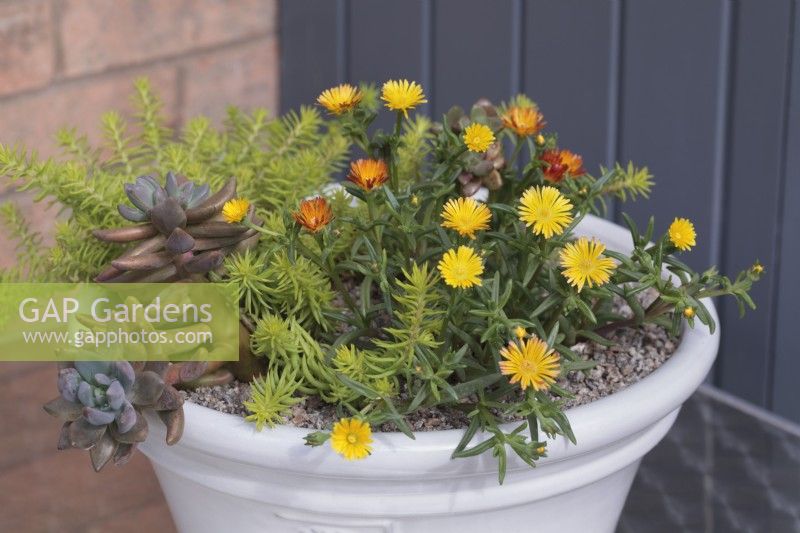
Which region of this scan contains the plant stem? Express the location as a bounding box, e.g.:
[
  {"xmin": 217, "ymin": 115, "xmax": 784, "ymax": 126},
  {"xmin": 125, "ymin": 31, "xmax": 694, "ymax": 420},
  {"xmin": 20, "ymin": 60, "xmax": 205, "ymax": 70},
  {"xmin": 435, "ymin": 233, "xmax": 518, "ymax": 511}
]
[
  {"xmin": 389, "ymin": 112, "xmax": 403, "ymax": 190},
  {"xmin": 508, "ymin": 138, "xmax": 524, "ymax": 170},
  {"xmin": 244, "ymin": 221, "xmax": 280, "ymax": 237},
  {"xmin": 314, "ymin": 232, "xmax": 364, "ymax": 326}
]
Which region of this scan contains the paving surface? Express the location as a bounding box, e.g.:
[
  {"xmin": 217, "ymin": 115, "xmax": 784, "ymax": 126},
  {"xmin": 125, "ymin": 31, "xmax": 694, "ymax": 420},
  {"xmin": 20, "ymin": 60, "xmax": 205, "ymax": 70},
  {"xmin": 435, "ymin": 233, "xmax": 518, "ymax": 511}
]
[
  {"xmin": 619, "ymin": 390, "xmax": 800, "ymax": 532},
  {"xmin": 2, "ymin": 362, "xmax": 798, "ymax": 532}
]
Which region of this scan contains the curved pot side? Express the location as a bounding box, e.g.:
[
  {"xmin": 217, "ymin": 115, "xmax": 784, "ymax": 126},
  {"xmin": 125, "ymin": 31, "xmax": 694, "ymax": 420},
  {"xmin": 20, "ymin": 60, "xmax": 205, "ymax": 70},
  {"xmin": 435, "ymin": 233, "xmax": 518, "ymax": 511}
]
[{"xmin": 140, "ymin": 214, "xmax": 719, "ymax": 532}]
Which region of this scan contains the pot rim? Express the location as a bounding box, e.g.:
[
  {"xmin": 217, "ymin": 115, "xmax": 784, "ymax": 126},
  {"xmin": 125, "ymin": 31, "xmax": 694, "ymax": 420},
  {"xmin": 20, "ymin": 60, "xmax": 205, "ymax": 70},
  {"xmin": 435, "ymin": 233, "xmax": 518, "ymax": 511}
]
[{"xmin": 153, "ymin": 214, "xmax": 719, "ymax": 479}]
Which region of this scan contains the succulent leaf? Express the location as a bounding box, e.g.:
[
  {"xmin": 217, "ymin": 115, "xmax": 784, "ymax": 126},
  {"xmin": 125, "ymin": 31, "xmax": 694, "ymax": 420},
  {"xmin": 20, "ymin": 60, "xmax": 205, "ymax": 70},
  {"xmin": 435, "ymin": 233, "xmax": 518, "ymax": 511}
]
[
  {"xmin": 177, "ymin": 181, "xmax": 195, "ymax": 207},
  {"xmin": 159, "ymin": 408, "xmax": 185, "ymax": 446},
  {"xmin": 43, "ymin": 397, "xmax": 83, "ymax": 421},
  {"xmin": 106, "ymin": 380, "xmax": 125, "ymax": 410},
  {"xmin": 69, "ymin": 417, "xmax": 106, "ymax": 449},
  {"xmin": 165, "ymin": 228, "xmax": 195, "ymax": 254},
  {"xmin": 130, "ymin": 370, "xmax": 165, "ymax": 406},
  {"xmin": 154, "ymin": 384, "xmax": 184, "ymax": 411},
  {"xmin": 125, "ymin": 182, "xmax": 153, "ymax": 212},
  {"xmin": 149, "ymin": 197, "xmax": 187, "ymax": 235},
  {"xmin": 188, "ymin": 183, "xmax": 210, "ymax": 208},
  {"xmin": 112, "ymin": 251, "xmax": 172, "ymax": 271},
  {"xmin": 112, "ymin": 361, "xmax": 135, "ymax": 389},
  {"xmin": 183, "ymin": 250, "xmax": 224, "ymax": 273},
  {"xmin": 90, "ymin": 432, "xmax": 118, "ymax": 472},
  {"xmin": 77, "ymin": 381, "xmax": 95, "ymax": 407},
  {"xmin": 113, "ymin": 443, "xmax": 136, "ymax": 467},
  {"xmin": 93, "ymin": 225, "xmax": 159, "ymax": 243},
  {"xmin": 57, "ymin": 368, "xmax": 81, "ymax": 402},
  {"xmin": 75, "ymin": 361, "xmax": 111, "ymax": 382},
  {"xmin": 165, "ymin": 171, "xmax": 179, "ymax": 198},
  {"xmin": 116, "ymin": 402, "xmax": 137, "ymax": 434},
  {"xmin": 84, "ymin": 406, "xmax": 116, "ymax": 426},
  {"xmin": 110, "ymin": 414, "xmax": 149, "ymax": 444},
  {"xmin": 57, "ymin": 422, "xmax": 72, "ymax": 450},
  {"xmin": 118, "ymin": 204, "xmax": 148, "ymax": 222}
]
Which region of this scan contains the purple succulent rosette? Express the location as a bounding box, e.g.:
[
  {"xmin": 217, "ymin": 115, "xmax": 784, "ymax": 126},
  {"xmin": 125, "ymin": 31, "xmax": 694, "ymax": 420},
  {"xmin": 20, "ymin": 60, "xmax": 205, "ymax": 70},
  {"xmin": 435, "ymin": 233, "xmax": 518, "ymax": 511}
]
[
  {"xmin": 93, "ymin": 172, "xmax": 261, "ymax": 283},
  {"xmin": 43, "ymin": 361, "xmax": 185, "ymax": 471}
]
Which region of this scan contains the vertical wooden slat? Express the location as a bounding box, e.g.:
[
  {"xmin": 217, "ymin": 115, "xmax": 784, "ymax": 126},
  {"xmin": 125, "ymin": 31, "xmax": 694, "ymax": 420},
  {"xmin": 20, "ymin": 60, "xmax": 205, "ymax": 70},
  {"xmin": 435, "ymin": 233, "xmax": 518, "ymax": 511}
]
[
  {"xmin": 770, "ymin": 0, "xmax": 799, "ymax": 422},
  {"xmin": 432, "ymin": 0, "xmax": 514, "ymax": 118},
  {"xmin": 279, "ymin": 0, "xmax": 341, "ymax": 114},
  {"xmin": 524, "ymin": 0, "xmax": 614, "ymax": 173},
  {"xmin": 709, "ymin": 0, "xmax": 735, "ymax": 272},
  {"xmin": 348, "ymin": 0, "xmax": 426, "ymax": 132},
  {"xmin": 615, "ymin": 0, "xmax": 725, "ymax": 270},
  {"xmin": 717, "ymin": 0, "xmax": 793, "ymax": 407}
]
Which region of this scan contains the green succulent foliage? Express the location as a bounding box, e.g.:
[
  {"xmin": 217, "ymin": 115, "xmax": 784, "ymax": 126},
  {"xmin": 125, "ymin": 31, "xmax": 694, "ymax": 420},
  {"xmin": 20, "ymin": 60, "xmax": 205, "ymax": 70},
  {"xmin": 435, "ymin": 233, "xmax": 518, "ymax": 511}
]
[
  {"xmin": 395, "ymin": 116, "xmax": 435, "ymax": 187},
  {"xmin": 251, "ymin": 312, "xmax": 300, "ymax": 366},
  {"xmin": 244, "ymin": 367, "xmax": 304, "ymax": 431},
  {"xmin": 0, "ymin": 203, "xmax": 49, "ymax": 282},
  {"xmin": 373, "ymin": 263, "xmax": 444, "ymax": 373},
  {"xmin": 221, "ymin": 249, "xmax": 273, "ymax": 318},
  {"xmin": 0, "ymin": 78, "xmax": 349, "ymax": 283},
  {"xmin": 262, "ymin": 250, "xmax": 335, "ymax": 331}
]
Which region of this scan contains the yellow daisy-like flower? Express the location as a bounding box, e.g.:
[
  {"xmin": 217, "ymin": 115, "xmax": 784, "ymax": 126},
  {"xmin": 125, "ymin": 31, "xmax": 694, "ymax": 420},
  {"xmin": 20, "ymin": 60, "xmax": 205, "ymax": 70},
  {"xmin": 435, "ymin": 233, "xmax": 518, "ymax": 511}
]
[
  {"xmin": 668, "ymin": 218, "xmax": 696, "ymax": 251},
  {"xmin": 347, "ymin": 158, "xmax": 390, "ymax": 192},
  {"xmin": 381, "ymin": 79, "xmax": 427, "ymax": 117},
  {"xmin": 440, "ymin": 197, "xmax": 492, "ymax": 239},
  {"xmin": 751, "ymin": 261, "xmax": 764, "ymax": 275},
  {"xmin": 559, "ymin": 238, "xmax": 616, "ymax": 292},
  {"xmin": 222, "ymin": 198, "xmax": 250, "ymax": 224},
  {"xmin": 501, "ymin": 106, "xmax": 546, "ymax": 137},
  {"xmin": 437, "ymin": 246, "xmax": 484, "ymax": 288},
  {"xmin": 683, "ymin": 307, "xmax": 695, "ymax": 318},
  {"xmin": 463, "ymin": 123, "xmax": 495, "ymax": 153},
  {"xmin": 330, "ymin": 418, "xmax": 373, "ymax": 461},
  {"xmin": 513, "ymin": 326, "xmax": 527, "ymax": 339},
  {"xmin": 518, "ymin": 186, "xmax": 574, "ymax": 238},
  {"xmin": 317, "ymin": 84, "xmax": 363, "ymax": 115},
  {"xmin": 499, "ymin": 335, "xmax": 560, "ymax": 391}
]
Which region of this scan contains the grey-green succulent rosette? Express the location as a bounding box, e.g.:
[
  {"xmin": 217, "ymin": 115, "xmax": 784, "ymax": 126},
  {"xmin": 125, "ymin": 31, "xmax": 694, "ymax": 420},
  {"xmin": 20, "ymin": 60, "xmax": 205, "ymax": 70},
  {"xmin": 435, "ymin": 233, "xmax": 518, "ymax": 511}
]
[{"xmin": 43, "ymin": 361, "xmax": 185, "ymax": 471}]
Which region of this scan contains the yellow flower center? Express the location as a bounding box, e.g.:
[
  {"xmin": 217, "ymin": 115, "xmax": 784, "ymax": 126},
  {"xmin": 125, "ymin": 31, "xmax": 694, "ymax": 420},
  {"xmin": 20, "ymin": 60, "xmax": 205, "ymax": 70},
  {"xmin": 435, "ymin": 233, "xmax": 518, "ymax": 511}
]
[{"xmin": 347, "ymin": 434, "xmax": 358, "ymax": 444}]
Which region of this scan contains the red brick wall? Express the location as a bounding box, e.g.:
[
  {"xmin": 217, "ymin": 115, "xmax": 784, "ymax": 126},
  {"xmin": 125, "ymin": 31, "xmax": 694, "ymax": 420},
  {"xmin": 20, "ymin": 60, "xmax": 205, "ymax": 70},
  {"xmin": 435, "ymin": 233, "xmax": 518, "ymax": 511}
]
[{"xmin": 0, "ymin": 0, "xmax": 279, "ymax": 268}]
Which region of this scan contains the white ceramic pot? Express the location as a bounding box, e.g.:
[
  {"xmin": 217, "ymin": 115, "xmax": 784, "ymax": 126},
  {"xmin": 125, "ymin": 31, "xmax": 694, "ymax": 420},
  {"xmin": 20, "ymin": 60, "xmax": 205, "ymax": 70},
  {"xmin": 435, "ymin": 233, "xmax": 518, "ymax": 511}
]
[{"xmin": 140, "ymin": 214, "xmax": 719, "ymax": 533}]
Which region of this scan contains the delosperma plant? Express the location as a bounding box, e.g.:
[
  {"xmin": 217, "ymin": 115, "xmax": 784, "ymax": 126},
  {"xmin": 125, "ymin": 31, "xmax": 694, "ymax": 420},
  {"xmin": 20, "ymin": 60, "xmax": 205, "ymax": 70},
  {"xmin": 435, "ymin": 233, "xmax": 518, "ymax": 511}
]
[{"xmin": 0, "ymin": 79, "xmax": 760, "ymax": 480}]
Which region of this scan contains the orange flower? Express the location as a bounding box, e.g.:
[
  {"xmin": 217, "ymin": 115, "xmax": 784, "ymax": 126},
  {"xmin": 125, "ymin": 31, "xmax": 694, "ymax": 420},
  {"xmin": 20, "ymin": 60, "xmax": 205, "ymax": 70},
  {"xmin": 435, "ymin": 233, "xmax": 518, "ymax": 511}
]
[
  {"xmin": 501, "ymin": 106, "xmax": 546, "ymax": 137},
  {"xmin": 540, "ymin": 150, "xmax": 568, "ymax": 183},
  {"xmin": 293, "ymin": 196, "xmax": 333, "ymax": 233},
  {"xmin": 347, "ymin": 159, "xmax": 390, "ymax": 192},
  {"xmin": 560, "ymin": 150, "xmax": 585, "ymax": 177},
  {"xmin": 540, "ymin": 149, "xmax": 585, "ymax": 182}
]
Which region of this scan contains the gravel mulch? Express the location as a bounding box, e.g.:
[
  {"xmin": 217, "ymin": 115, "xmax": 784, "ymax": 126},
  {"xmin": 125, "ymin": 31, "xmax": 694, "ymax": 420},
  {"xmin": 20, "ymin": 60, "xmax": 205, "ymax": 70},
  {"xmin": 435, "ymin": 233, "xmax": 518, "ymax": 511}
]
[{"xmin": 185, "ymin": 313, "xmax": 679, "ymax": 432}]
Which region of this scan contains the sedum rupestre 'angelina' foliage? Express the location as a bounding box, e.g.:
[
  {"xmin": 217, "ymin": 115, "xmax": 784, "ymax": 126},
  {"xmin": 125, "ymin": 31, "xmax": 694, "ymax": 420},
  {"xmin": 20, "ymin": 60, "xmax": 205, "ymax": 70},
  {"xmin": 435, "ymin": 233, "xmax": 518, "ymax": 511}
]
[{"xmin": 2, "ymin": 78, "xmax": 761, "ymax": 480}]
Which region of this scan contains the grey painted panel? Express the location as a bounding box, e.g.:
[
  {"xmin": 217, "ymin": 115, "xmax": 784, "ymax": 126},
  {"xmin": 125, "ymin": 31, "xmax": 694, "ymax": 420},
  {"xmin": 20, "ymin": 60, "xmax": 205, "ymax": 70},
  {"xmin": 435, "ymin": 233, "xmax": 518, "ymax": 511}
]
[
  {"xmin": 718, "ymin": 0, "xmax": 793, "ymax": 407},
  {"xmin": 432, "ymin": 0, "xmax": 515, "ymax": 119},
  {"xmin": 279, "ymin": 0, "xmax": 340, "ymax": 114},
  {"xmin": 772, "ymin": 1, "xmax": 799, "ymax": 421},
  {"xmin": 615, "ymin": 0, "xmax": 724, "ymax": 270},
  {"xmin": 524, "ymin": 0, "xmax": 614, "ymax": 173},
  {"xmin": 349, "ymin": 0, "xmax": 427, "ymax": 133}
]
